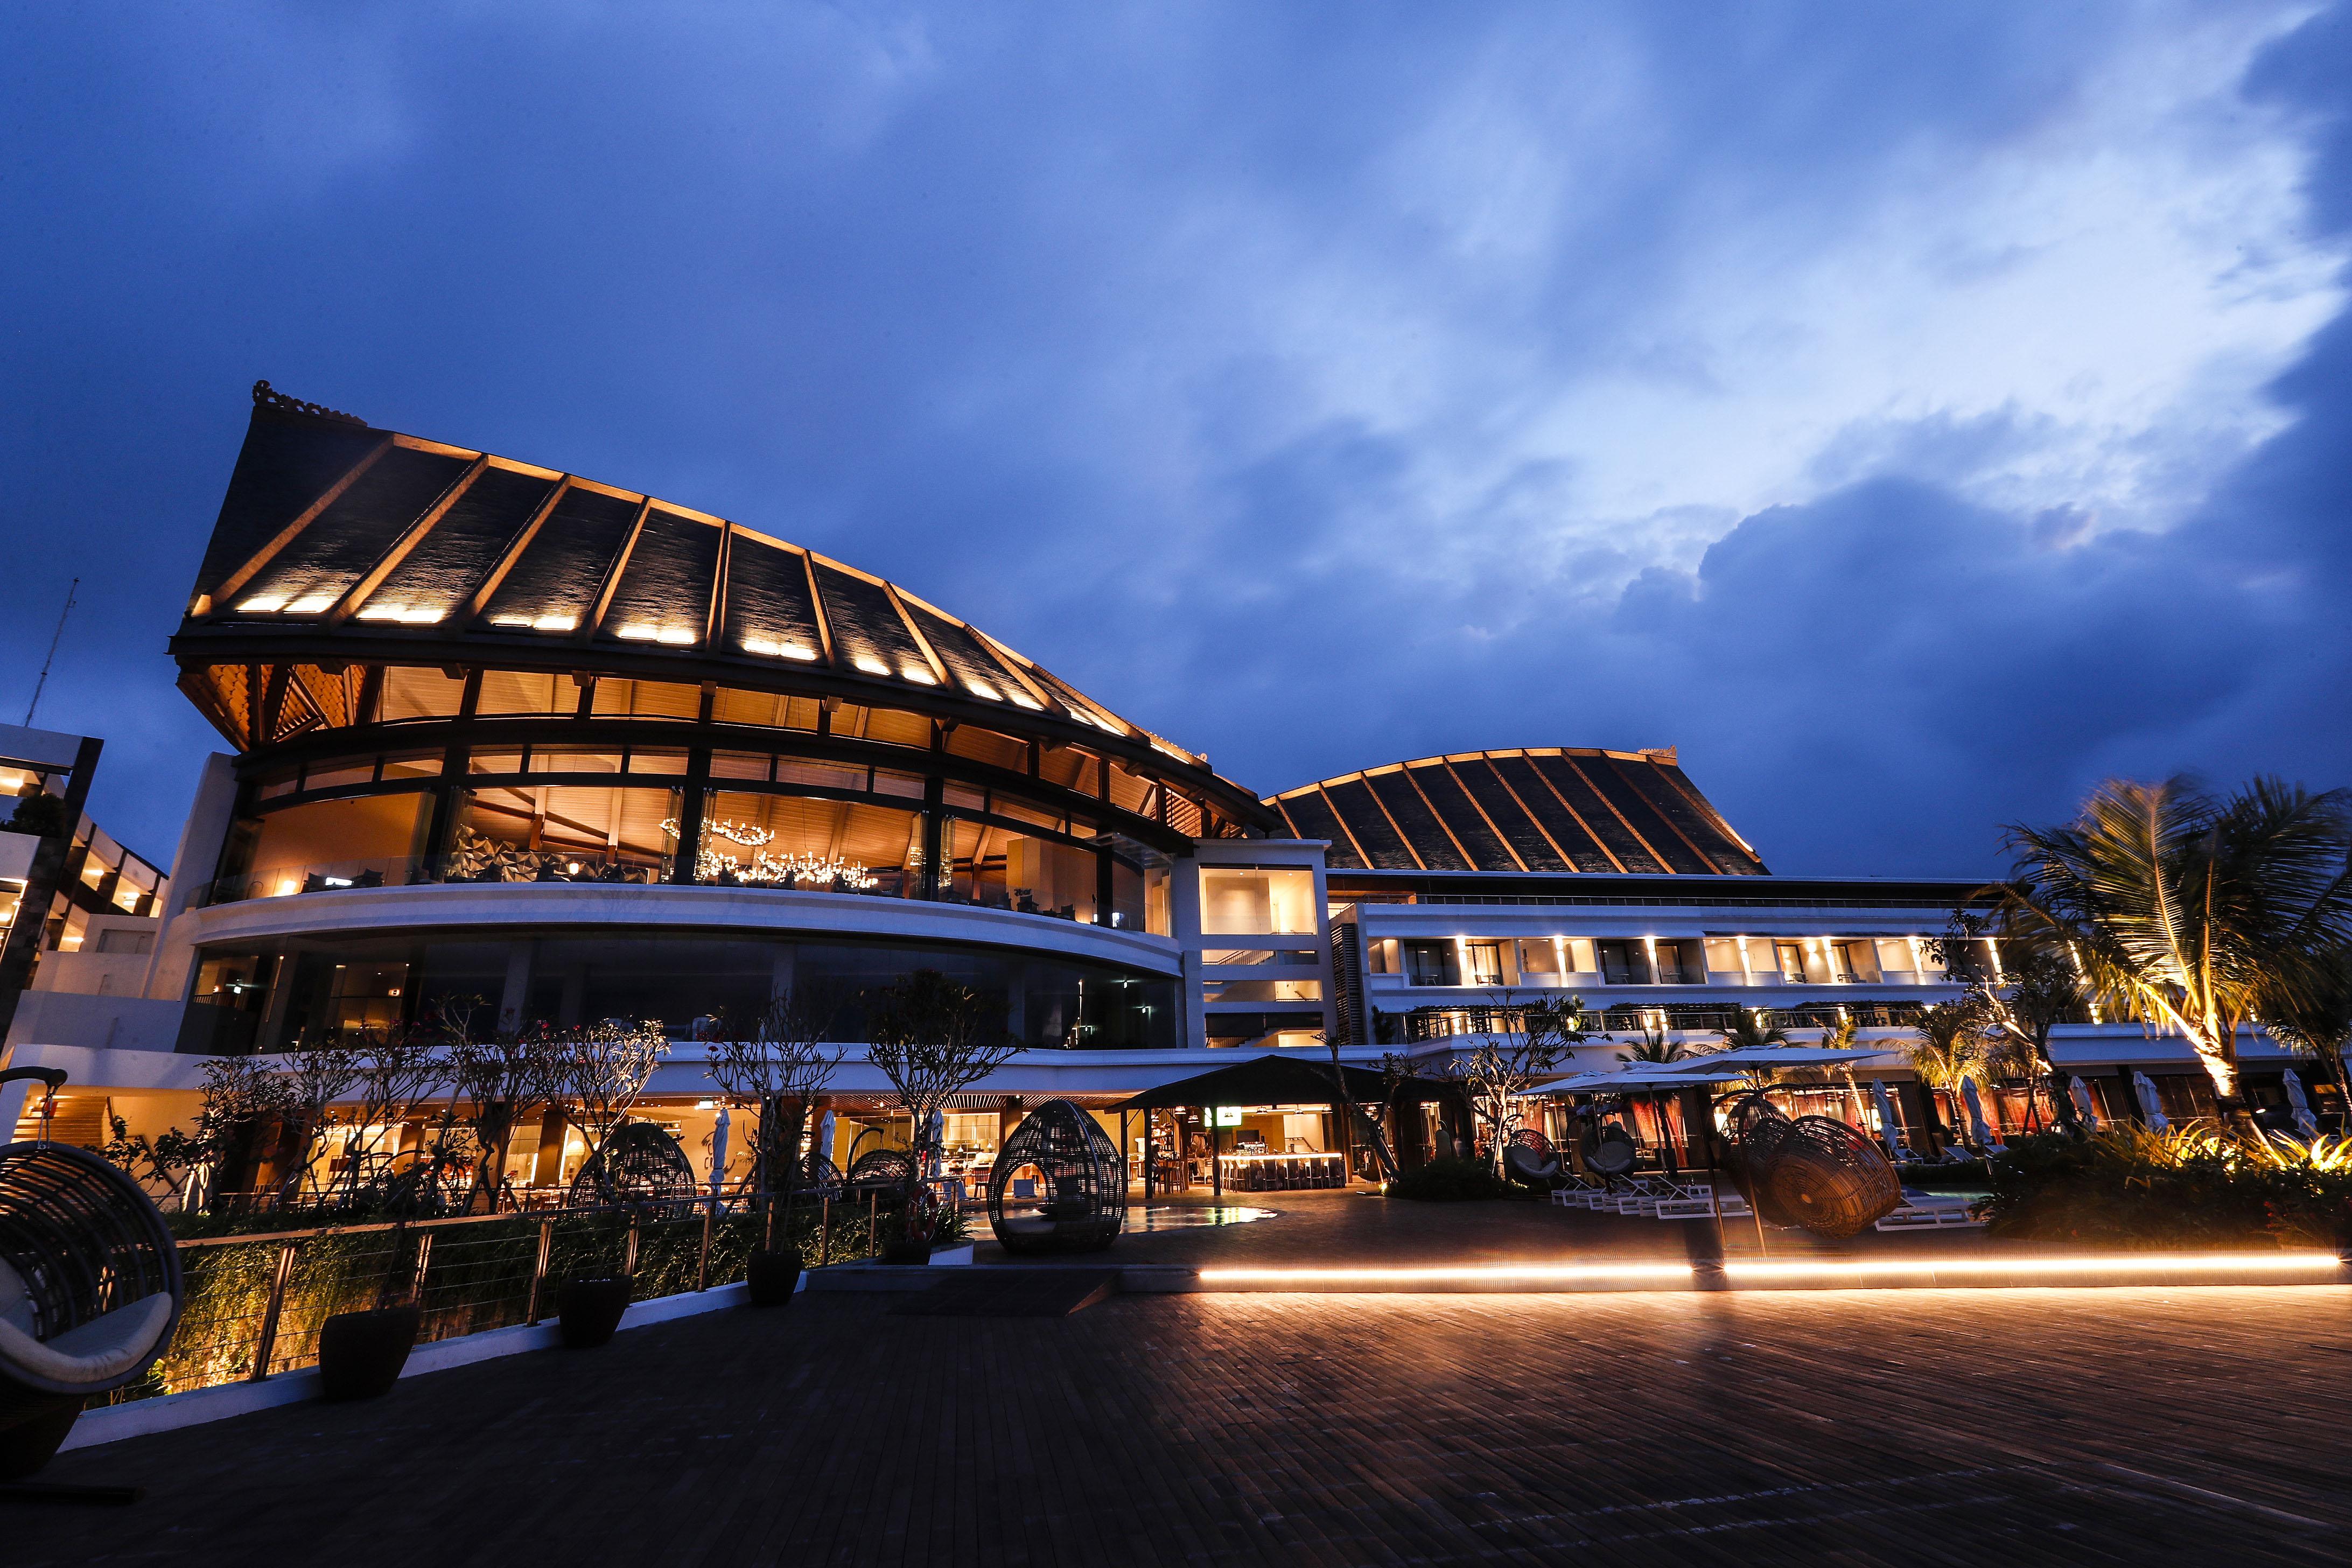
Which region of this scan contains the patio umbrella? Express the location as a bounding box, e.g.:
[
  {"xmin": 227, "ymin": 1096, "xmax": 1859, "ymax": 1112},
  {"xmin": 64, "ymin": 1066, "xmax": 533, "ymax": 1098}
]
[
  {"xmin": 709, "ymin": 1103, "xmax": 730, "ymax": 1202},
  {"xmin": 2131, "ymin": 1070, "xmax": 2170, "ymax": 1131},
  {"xmin": 2283, "ymin": 1069, "xmax": 2321, "ymax": 1138},
  {"xmin": 1868, "ymin": 1080, "xmax": 1912, "ymax": 1160},
  {"xmin": 2068, "ymin": 1076, "xmax": 2101, "ymax": 1133},
  {"xmin": 1959, "ymin": 1075, "xmax": 2004, "ymax": 1152}
]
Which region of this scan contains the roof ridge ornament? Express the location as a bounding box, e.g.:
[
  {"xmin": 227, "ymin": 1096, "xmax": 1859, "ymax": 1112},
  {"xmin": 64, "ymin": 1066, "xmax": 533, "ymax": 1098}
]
[{"xmin": 251, "ymin": 379, "xmax": 368, "ymax": 427}]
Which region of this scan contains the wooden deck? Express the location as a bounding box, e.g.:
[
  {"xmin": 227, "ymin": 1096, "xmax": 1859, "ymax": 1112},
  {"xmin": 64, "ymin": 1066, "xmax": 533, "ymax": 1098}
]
[{"xmin": 13, "ymin": 1277, "xmax": 2351, "ymax": 1565}]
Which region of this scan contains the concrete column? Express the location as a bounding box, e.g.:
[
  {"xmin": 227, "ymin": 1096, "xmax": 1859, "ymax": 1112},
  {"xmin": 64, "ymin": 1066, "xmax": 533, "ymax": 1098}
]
[{"xmin": 498, "ymin": 941, "xmax": 533, "ymax": 1034}]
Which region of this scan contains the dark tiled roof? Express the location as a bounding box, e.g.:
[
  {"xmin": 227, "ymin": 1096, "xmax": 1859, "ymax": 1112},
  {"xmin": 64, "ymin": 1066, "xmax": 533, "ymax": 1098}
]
[
  {"xmin": 1268, "ymin": 750, "xmax": 1768, "ymax": 876},
  {"xmin": 179, "ymin": 391, "xmax": 1243, "ymax": 794}
]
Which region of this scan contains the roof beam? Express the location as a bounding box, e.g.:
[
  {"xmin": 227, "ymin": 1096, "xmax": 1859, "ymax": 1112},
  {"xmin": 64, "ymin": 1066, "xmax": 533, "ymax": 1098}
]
[
  {"xmin": 705, "ymin": 522, "xmax": 733, "ymax": 652},
  {"xmin": 1524, "ymin": 755, "xmax": 1627, "ymax": 873},
  {"xmin": 1477, "ymin": 753, "xmax": 1577, "ymax": 872},
  {"xmin": 324, "ymin": 454, "xmax": 489, "ymax": 628},
  {"xmin": 799, "ymin": 550, "xmax": 837, "ymax": 670},
  {"xmin": 579, "ymin": 498, "xmax": 655, "ymax": 642},
  {"xmin": 1438, "ymin": 759, "xmax": 1529, "ymax": 872},
  {"xmin": 459, "ymin": 477, "xmax": 572, "ymax": 627},
  {"xmin": 882, "ymin": 582, "xmax": 953, "ymax": 689},
  {"xmin": 198, "ymin": 435, "xmax": 394, "ymax": 614}
]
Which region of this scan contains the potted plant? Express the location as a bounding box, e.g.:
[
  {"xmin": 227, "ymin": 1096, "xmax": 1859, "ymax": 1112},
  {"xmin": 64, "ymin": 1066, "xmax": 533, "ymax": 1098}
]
[
  {"xmin": 548, "ymin": 1020, "xmax": 669, "ymax": 1348},
  {"xmin": 318, "ymin": 1223, "xmax": 423, "ymax": 1401},
  {"xmin": 557, "ymin": 1272, "xmax": 633, "ymax": 1348},
  {"xmin": 706, "ymin": 988, "xmax": 841, "ymax": 1306}
]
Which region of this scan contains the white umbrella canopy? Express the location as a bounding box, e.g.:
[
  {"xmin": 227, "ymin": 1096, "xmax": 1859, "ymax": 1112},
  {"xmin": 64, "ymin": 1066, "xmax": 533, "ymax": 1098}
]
[
  {"xmin": 2283, "ymin": 1069, "xmax": 2322, "ymax": 1138},
  {"xmin": 1869, "ymin": 1079, "xmax": 1912, "ymax": 1158},
  {"xmin": 709, "ymin": 1103, "xmax": 731, "ymax": 1199},
  {"xmin": 2131, "ymin": 1070, "xmax": 2171, "ymax": 1131},
  {"xmin": 1960, "ymin": 1075, "xmax": 2005, "ymax": 1151},
  {"xmin": 2068, "ymin": 1076, "xmax": 2102, "ymax": 1133}
]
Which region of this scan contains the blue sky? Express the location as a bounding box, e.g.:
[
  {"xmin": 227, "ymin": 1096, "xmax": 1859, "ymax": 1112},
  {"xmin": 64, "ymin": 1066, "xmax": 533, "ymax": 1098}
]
[{"xmin": 4, "ymin": 2, "xmax": 2349, "ymax": 877}]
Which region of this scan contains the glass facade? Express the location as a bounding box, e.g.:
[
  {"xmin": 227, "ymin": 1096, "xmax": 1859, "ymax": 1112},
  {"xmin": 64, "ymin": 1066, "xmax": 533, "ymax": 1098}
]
[{"xmin": 192, "ymin": 930, "xmax": 1179, "ymax": 1052}]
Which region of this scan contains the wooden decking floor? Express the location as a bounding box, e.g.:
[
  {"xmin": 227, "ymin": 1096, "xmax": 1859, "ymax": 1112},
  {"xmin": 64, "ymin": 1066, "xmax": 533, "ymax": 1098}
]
[
  {"xmin": 892, "ymin": 1269, "xmax": 1119, "ymax": 1317},
  {"xmin": 11, "ymin": 1282, "xmax": 2351, "ymax": 1566}
]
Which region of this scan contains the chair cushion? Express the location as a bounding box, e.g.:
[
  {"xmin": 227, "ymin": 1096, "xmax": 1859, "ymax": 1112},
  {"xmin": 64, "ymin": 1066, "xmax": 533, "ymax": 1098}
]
[
  {"xmin": 0, "ymin": 1293, "xmax": 172, "ymax": 1388},
  {"xmin": 0, "ymin": 1257, "xmax": 36, "ymax": 1337}
]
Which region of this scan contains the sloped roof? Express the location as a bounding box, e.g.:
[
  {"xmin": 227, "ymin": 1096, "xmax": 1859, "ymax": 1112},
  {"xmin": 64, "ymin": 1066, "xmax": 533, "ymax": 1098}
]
[
  {"xmin": 174, "ymin": 385, "xmax": 1266, "ymax": 818},
  {"xmin": 1266, "ymin": 748, "xmax": 1767, "ymax": 875}
]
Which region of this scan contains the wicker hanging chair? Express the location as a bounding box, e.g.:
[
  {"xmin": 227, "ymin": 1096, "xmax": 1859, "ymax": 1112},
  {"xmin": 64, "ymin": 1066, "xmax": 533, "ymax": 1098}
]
[
  {"xmin": 1579, "ymin": 1119, "xmax": 1639, "ymax": 1178},
  {"xmin": 1765, "ymin": 1115, "xmax": 1902, "ymax": 1239},
  {"xmin": 1502, "ymin": 1128, "xmax": 1561, "ymax": 1186},
  {"xmin": 987, "ymin": 1100, "xmax": 1125, "ymax": 1255},
  {"xmin": 0, "ymin": 1069, "xmax": 184, "ymax": 1481},
  {"xmin": 1718, "ymin": 1091, "xmax": 1901, "ymax": 1237},
  {"xmin": 845, "ymin": 1147, "xmax": 913, "ymax": 1206},
  {"xmin": 569, "ymin": 1121, "xmax": 698, "ymax": 1215}
]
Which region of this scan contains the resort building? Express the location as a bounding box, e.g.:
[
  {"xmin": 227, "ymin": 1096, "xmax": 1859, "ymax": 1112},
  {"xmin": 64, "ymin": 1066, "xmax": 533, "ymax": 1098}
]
[{"xmin": 0, "ymin": 384, "xmax": 2333, "ymax": 1192}]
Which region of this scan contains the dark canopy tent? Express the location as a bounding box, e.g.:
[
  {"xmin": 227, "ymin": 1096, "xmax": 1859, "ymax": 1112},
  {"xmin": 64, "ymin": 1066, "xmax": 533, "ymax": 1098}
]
[
  {"xmin": 1115, "ymin": 1055, "xmax": 1458, "ymax": 1196},
  {"xmin": 1113, "ymin": 1054, "xmax": 1450, "ymax": 1114}
]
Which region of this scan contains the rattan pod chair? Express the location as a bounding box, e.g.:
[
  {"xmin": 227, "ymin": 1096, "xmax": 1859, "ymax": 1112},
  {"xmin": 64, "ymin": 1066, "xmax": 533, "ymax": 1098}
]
[
  {"xmin": 1717, "ymin": 1093, "xmax": 1802, "ymax": 1228},
  {"xmin": 1503, "ymin": 1128, "xmax": 1562, "ymax": 1186},
  {"xmin": 0, "ymin": 1069, "xmax": 184, "ymax": 1480},
  {"xmin": 988, "ymin": 1100, "xmax": 1125, "ymax": 1255},
  {"xmin": 1765, "ymin": 1115, "xmax": 1902, "ymax": 1239}
]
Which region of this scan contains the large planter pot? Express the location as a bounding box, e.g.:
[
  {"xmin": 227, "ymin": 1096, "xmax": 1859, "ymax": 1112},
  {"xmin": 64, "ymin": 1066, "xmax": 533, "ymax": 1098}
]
[
  {"xmin": 558, "ymin": 1277, "xmax": 634, "ymax": 1349},
  {"xmin": 746, "ymin": 1249, "xmax": 802, "ymax": 1307},
  {"xmin": 0, "ymin": 1398, "xmax": 84, "ymax": 1480},
  {"xmin": 881, "ymin": 1240, "xmax": 935, "ymax": 1266},
  {"xmin": 318, "ymin": 1304, "xmax": 422, "ymax": 1402}
]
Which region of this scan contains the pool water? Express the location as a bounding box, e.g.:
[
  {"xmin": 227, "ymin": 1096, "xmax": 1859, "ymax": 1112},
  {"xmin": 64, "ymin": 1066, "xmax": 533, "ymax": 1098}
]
[{"xmin": 1129, "ymin": 1205, "xmax": 1278, "ymax": 1231}]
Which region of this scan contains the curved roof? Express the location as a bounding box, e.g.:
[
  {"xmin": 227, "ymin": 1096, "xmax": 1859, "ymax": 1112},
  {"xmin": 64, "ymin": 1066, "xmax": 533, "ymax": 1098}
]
[
  {"xmin": 1266, "ymin": 748, "xmax": 1767, "ymax": 876},
  {"xmin": 173, "ymin": 385, "xmax": 1268, "ymax": 825}
]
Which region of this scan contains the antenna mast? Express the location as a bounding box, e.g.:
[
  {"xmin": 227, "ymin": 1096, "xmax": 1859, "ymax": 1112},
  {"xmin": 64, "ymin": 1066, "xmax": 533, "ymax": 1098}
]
[{"xmin": 24, "ymin": 577, "xmax": 79, "ymax": 727}]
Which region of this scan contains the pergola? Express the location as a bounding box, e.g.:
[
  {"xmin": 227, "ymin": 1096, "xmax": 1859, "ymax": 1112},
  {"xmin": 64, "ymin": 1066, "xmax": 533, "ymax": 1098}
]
[{"xmin": 1114, "ymin": 1054, "xmax": 1457, "ymax": 1196}]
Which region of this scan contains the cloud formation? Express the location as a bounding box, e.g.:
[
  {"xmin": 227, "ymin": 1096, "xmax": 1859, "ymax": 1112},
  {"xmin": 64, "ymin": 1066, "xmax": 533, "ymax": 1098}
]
[{"xmin": 1, "ymin": 1, "xmax": 2347, "ymax": 877}]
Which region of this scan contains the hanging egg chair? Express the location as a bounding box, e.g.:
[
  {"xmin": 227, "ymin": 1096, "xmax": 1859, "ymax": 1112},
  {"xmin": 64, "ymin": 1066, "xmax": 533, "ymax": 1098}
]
[
  {"xmin": 1767, "ymin": 1115, "xmax": 1903, "ymax": 1239},
  {"xmin": 569, "ymin": 1121, "xmax": 698, "ymax": 1215},
  {"xmin": 987, "ymin": 1100, "xmax": 1125, "ymax": 1255},
  {"xmin": 1502, "ymin": 1127, "xmax": 1561, "ymax": 1186},
  {"xmin": 0, "ymin": 1069, "xmax": 184, "ymax": 1483}
]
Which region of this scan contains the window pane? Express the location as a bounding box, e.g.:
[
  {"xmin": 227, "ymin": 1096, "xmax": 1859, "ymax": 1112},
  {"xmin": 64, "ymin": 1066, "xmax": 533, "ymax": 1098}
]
[{"xmin": 1200, "ymin": 869, "xmax": 1315, "ymax": 935}]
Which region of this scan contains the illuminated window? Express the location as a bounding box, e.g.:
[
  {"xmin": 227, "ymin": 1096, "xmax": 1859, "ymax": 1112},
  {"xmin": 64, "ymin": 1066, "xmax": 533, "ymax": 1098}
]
[{"xmin": 1200, "ymin": 869, "xmax": 1315, "ymax": 935}]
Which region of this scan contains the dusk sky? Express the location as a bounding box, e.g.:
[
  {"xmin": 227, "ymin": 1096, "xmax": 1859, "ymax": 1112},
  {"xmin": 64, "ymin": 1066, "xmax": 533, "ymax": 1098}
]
[{"xmin": 5, "ymin": 3, "xmax": 2349, "ymax": 878}]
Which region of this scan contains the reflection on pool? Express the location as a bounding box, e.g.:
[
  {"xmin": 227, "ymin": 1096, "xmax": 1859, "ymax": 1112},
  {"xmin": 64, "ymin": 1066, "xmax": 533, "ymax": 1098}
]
[{"xmin": 1129, "ymin": 1205, "xmax": 1278, "ymax": 1231}]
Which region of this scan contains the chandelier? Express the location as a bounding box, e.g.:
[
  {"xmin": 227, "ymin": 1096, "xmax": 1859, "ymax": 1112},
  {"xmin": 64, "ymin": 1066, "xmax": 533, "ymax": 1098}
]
[{"xmin": 661, "ymin": 818, "xmax": 879, "ymax": 890}]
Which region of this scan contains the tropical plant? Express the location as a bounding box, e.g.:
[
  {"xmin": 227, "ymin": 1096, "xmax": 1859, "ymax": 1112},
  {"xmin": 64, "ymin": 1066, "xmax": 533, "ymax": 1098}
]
[
  {"xmin": 1934, "ymin": 909, "xmax": 2088, "ymax": 1134},
  {"xmin": 1904, "ymin": 1000, "xmax": 1980, "ymax": 1153},
  {"xmin": 1439, "ymin": 992, "xmax": 1587, "ymax": 1176},
  {"xmin": 272, "ymin": 1033, "xmax": 363, "ymax": 1208},
  {"xmin": 1615, "ymin": 1026, "xmax": 1692, "ymax": 1065},
  {"xmin": 866, "ymin": 969, "xmax": 1020, "ymax": 1229},
  {"xmin": 2001, "ymin": 776, "xmax": 2352, "ymax": 1132},
  {"xmin": 2257, "ymin": 947, "xmax": 2352, "ymax": 1105},
  {"xmin": 550, "ymin": 1019, "xmax": 671, "ymax": 1199},
  {"xmin": 705, "ymin": 986, "xmax": 842, "ymax": 1230},
  {"xmin": 1981, "ymin": 1123, "xmax": 2352, "ymax": 1248},
  {"xmin": 446, "ymin": 1014, "xmax": 562, "ymax": 1213},
  {"xmin": 1711, "ymin": 1010, "xmax": 1790, "ymax": 1087}
]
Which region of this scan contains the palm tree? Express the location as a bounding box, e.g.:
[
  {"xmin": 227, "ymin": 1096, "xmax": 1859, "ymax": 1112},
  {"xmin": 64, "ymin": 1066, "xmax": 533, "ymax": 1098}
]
[
  {"xmin": 1906, "ymin": 1001, "xmax": 1979, "ymax": 1153},
  {"xmin": 2002, "ymin": 776, "xmax": 2352, "ymax": 1130},
  {"xmin": 1615, "ymin": 1026, "xmax": 1693, "ymax": 1066},
  {"xmin": 2259, "ymin": 947, "xmax": 2352, "ymax": 1113},
  {"xmin": 1714, "ymin": 1009, "xmax": 1790, "ymax": 1089}
]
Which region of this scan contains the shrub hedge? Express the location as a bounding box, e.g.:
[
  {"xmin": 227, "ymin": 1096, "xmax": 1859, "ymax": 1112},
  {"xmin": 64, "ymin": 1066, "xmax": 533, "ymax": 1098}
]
[{"xmin": 1981, "ymin": 1126, "xmax": 2352, "ymax": 1250}]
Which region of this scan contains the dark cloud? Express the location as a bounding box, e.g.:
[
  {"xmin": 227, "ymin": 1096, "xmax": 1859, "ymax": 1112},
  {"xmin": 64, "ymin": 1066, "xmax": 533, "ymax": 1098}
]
[{"xmin": 0, "ymin": 1, "xmax": 2343, "ymax": 885}]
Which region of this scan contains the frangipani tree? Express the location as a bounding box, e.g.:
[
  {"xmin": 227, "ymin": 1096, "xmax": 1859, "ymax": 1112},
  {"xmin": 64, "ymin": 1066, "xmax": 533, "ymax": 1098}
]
[
  {"xmin": 705, "ymin": 988, "xmax": 841, "ymax": 1219},
  {"xmin": 1441, "ymin": 992, "xmax": 1587, "ymax": 1175},
  {"xmin": 866, "ymin": 969, "xmax": 1021, "ymax": 1224},
  {"xmin": 2002, "ymin": 776, "xmax": 2352, "ymax": 1129}
]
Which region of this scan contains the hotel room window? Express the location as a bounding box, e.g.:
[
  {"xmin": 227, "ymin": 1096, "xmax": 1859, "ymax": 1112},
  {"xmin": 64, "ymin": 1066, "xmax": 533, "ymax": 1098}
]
[
  {"xmin": 1651, "ymin": 940, "xmax": 1700, "ymax": 985},
  {"xmin": 1597, "ymin": 940, "xmax": 1650, "ymax": 985},
  {"xmin": 1402, "ymin": 940, "xmax": 1457, "ymax": 986},
  {"xmin": 1774, "ymin": 941, "xmax": 1809, "ymax": 982},
  {"xmin": 1464, "ymin": 942, "xmax": 1504, "ymax": 986}
]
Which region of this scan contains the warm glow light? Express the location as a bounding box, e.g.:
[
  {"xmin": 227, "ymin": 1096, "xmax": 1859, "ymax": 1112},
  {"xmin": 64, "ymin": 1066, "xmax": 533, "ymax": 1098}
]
[
  {"xmin": 239, "ymin": 596, "xmax": 289, "ymax": 613},
  {"xmin": 489, "ymin": 614, "xmax": 533, "ymax": 628},
  {"xmin": 965, "ymin": 681, "xmax": 1000, "ymax": 701},
  {"xmin": 656, "ymin": 628, "xmax": 695, "ymax": 646},
  {"xmin": 1198, "ymin": 1264, "xmax": 1694, "ymax": 1284},
  {"xmin": 744, "ymin": 637, "xmax": 821, "ymax": 661},
  {"xmin": 1192, "ymin": 1253, "xmax": 2344, "ymax": 1288},
  {"xmin": 1721, "ymin": 1253, "xmax": 2343, "ymax": 1280},
  {"xmin": 287, "ymin": 594, "xmax": 335, "ymax": 614},
  {"xmin": 615, "ymin": 624, "xmax": 657, "ymax": 641},
  {"xmin": 901, "ymin": 667, "xmax": 936, "ymax": 684},
  {"xmin": 533, "ymin": 614, "xmax": 578, "ymax": 633},
  {"xmin": 1007, "ymin": 691, "xmax": 1042, "ymax": 709},
  {"xmin": 356, "ymin": 605, "xmax": 445, "ymax": 624},
  {"xmin": 851, "ymin": 655, "xmax": 891, "ymax": 676}
]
